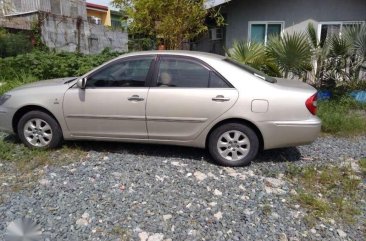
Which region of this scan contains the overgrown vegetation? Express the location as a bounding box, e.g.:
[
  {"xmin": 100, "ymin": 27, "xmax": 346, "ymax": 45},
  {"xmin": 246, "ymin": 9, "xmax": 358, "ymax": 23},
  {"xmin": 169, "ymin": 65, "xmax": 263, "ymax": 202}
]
[
  {"xmin": 0, "ymin": 28, "xmax": 33, "ymax": 58},
  {"xmin": 318, "ymin": 97, "xmax": 366, "ymax": 136},
  {"xmin": 286, "ymin": 163, "xmax": 364, "ymax": 226},
  {"xmin": 0, "ymin": 48, "xmax": 121, "ymax": 80},
  {"xmin": 0, "ymin": 49, "xmax": 123, "ymax": 94}
]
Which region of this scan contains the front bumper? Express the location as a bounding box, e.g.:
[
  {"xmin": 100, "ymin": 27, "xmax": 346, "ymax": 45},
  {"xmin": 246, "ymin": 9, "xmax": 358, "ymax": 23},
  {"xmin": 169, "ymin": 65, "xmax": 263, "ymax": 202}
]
[
  {"xmin": 259, "ymin": 118, "xmax": 322, "ymax": 150},
  {"xmin": 0, "ymin": 107, "xmax": 16, "ymax": 133}
]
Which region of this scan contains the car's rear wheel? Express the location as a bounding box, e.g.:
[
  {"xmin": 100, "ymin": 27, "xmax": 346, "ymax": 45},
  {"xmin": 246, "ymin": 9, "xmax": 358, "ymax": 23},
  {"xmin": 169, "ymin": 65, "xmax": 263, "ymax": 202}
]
[
  {"xmin": 17, "ymin": 111, "xmax": 63, "ymax": 149},
  {"xmin": 208, "ymin": 123, "xmax": 259, "ymax": 167}
]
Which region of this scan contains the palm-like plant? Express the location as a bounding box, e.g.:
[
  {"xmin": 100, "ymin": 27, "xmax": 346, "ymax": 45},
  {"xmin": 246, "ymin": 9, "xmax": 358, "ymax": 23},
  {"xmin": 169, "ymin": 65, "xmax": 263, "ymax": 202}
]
[
  {"xmin": 266, "ymin": 32, "xmax": 312, "ymax": 78},
  {"xmin": 344, "ymin": 24, "xmax": 366, "ymax": 59},
  {"xmin": 226, "ymin": 40, "xmax": 281, "ymax": 77},
  {"xmin": 306, "ymin": 23, "xmax": 330, "ymax": 86},
  {"xmin": 343, "ymin": 24, "xmax": 366, "ymax": 80}
]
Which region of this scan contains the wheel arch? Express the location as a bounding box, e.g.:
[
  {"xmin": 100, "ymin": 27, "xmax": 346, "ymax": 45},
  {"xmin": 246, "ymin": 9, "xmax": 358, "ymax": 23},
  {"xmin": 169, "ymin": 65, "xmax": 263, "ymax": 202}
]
[
  {"xmin": 12, "ymin": 105, "xmax": 61, "ymax": 134},
  {"xmin": 205, "ymin": 118, "xmax": 264, "ymax": 151}
]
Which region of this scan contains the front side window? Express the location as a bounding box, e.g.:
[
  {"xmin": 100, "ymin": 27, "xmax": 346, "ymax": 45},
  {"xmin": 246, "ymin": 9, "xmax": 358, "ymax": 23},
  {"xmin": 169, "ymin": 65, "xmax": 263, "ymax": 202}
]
[
  {"xmin": 86, "ymin": 57, "xmax": 154, "ymax": 88},
  {"xmin": 249, "ymin": 22, "xmax": 283, "ymax": 44},
  {"xmin": 157, "ymin": 58, "xmax": 229, "ymax": 88}
]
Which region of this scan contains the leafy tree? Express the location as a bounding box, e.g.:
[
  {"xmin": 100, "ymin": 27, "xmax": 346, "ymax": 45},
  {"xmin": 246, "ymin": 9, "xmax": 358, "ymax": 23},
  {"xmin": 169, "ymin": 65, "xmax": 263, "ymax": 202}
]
[{"xmin": 112, "ymin": 0, "xmax": 224, "ymax": 50}]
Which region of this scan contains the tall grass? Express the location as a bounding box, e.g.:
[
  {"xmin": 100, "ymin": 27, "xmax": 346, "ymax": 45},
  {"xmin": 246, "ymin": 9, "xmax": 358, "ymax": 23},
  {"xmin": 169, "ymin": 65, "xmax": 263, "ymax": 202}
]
[
  {"xmin": 318, "ymin": 97, "xmax": 366, "ymax": 136},
  {"xmin": 0, "ymin": 73, "xmax": 38, "ymax": 95}
]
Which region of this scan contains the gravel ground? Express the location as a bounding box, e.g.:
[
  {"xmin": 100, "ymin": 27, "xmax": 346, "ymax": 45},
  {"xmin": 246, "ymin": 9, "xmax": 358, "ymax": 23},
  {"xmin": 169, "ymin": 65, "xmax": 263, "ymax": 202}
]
[{"xmin": 0, "ymin": 136, "xmax": 365, "ymax": 241}]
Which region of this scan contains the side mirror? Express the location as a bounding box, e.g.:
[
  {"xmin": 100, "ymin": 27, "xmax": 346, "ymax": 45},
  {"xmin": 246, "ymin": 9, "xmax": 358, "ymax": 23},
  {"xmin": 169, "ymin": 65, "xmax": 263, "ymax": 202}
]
[{"xmin": 77, "ymin": 77, "xmax": 87, "ymax": 89}]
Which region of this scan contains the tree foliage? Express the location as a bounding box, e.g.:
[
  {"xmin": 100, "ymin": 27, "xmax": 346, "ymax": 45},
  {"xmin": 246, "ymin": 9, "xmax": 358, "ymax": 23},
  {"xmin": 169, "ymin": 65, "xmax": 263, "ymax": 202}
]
[{"xmin": 112, "ymin": 0, "xmax": 223, "ymax": 50}]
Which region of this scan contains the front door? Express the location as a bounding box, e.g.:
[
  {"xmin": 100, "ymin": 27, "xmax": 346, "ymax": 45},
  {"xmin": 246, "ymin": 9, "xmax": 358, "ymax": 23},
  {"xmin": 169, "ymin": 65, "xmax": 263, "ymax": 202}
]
[
  {"xmin": 63, "ymin": 56, "xmax": 155, "ymax": 139},
  {"xmin": 146, "ymin": 56, "xmax": 238, "ymax": 141}
]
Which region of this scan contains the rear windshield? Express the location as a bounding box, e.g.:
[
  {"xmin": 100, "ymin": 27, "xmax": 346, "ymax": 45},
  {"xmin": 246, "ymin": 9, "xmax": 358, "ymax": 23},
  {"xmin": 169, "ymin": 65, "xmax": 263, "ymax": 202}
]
[{"xmin": 224, "ymin": 58, "xmax": 277, "ymax": 83}]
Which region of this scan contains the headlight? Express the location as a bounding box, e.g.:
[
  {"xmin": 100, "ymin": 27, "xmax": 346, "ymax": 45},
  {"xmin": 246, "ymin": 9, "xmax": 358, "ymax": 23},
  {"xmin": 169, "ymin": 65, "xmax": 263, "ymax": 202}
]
[{"xmin": 0, "ymin": 94, "xmax": 11, "ymax": 105}]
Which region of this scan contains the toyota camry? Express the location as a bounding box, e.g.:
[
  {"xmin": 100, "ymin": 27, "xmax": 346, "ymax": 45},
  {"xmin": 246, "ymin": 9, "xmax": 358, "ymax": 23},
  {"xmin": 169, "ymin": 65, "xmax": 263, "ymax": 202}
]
[{"xmin": 0, "ymin": 51, "xmax": 321, "ymax": 166}]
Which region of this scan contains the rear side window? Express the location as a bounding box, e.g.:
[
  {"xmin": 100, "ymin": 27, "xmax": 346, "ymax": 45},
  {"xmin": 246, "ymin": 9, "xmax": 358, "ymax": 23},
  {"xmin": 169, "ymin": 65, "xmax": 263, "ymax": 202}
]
[
  {"xmin": 210, "ymin": 72, "xmax": 230, "ymax": 88},
  {"xmin": 157, "ymin": 58, "xmax": 230, "ymax": 88}
]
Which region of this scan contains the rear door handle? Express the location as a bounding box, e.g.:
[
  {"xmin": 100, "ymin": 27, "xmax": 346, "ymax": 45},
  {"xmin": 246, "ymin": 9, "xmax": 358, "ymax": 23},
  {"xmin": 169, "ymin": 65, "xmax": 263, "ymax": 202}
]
[
  {"xmin": 128, "ymin": 95, "xmax": 144, "ymax": 102},
  {"xmin": 212, "ymin": 95, "xmax": 230, "ymax": 102}
]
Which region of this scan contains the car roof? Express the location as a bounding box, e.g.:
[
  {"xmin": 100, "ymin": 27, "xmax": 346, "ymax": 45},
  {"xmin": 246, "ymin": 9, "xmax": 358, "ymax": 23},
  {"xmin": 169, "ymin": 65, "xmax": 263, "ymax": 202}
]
[{"xmin": 121, "ymin": 50, "xmax": 226, "ymax": 61}]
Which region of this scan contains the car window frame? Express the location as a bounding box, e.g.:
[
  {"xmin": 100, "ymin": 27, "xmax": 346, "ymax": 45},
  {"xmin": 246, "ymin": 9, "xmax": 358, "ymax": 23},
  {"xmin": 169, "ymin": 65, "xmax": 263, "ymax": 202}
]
[
  {"xmin": 84, "ymin": 55, "xmax": 157, "ymax": 89},
  {"xmin": 151, "ymin": 55, "xmax": 234, "ymax": 89}
]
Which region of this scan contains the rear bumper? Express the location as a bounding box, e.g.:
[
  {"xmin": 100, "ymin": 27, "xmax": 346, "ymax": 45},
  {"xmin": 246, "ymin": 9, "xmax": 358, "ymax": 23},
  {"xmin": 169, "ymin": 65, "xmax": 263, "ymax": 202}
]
[
  {"xmin": 259, "ymin": 118, "xmax": 321, "ymax": 150},
  {"xmin": 0, "ymin": 107, "xmax": 15, "ymax": 134}
]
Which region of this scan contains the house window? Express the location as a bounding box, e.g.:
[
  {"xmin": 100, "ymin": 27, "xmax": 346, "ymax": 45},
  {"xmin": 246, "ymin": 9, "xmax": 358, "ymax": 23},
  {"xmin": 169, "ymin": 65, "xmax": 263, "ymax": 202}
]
[
  {"xmin": 318, "ymin": 21, "xmax": 364, "ymax": 45},
  {"xmin": 209, "ymin": 28, "xmax": 223, "ymax": 40},
  {"xmin": 249, "ymin": 21, "xmax": 284, "ymax": 44},
  {"xmin": 111, "ymin": 19, "xmax": 122, "ymax": 28},
  {"xmin": 88, "ymin": 16, "xmax": 102, "ymax": 25}
]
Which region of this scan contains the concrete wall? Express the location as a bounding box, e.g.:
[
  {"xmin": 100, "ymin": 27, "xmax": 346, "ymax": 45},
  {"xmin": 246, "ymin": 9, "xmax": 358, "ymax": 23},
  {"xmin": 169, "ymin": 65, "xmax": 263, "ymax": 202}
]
[
  {"xmin": 41, "ymin": 13, "xmax": 128, "ymax": 54},
  {"xmin": 0, "ymin": 0, "xmax": 128, "ymax": 54},
  {"xmin": 222, "ymin": 0, "xmax": 366, "ymax": 48}
]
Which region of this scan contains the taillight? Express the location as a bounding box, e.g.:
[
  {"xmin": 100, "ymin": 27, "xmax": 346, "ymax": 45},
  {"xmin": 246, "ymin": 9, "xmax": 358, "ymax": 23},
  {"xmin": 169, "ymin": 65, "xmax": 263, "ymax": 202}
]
[{"xmin": 306, "ymin": 94, "xmax": 317, "ymax": 115}]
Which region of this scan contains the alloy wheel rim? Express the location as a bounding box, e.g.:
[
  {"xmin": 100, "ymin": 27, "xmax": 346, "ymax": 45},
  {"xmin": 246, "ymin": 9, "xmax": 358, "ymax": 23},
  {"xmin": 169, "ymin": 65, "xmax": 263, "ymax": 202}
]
[
  {"xmin": 23, "ymin": 118, "xmax": 53, "ymax": 147},
  {"xmin": 217, "ymin": 130, "xmax": 250, "ymax": 162}
]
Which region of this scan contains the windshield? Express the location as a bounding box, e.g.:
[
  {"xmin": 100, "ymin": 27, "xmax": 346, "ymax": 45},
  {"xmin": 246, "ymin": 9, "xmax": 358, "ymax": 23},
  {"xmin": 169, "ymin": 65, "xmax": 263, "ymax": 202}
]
[{"xmin": 224, "ymin": 58, "xmax": 277, "ymax": 83}]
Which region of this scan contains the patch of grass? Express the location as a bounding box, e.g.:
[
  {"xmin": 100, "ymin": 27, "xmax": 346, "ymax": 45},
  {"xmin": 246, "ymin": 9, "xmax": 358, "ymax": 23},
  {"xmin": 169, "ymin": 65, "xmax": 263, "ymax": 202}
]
[
  {"xmin": 0, "ymin": 134, "xmax": 86, "ymax": 196},
  {"xmin": 284, "ymin": 163, "xmax": 302, "ymax": 179},
  {"xmin": 295, "ymin": 192, "xmax": 330, "ymax": 215},
  {"xmin": 0, "ymin": 135, "xmax": 85, "ymax": 171},
  {"xmin": 262, "ymin": 204, "xmax": 272, "ymax": 216},
  {"xmin": 286, "ymin": 163, "xmax": 364, "ymax": 226},
  {"xmin": 318, "ymin": 97, "xmax": 366, "ymax": 136},
  {"xmin": 110, "ymin": 226, "xmax": 131, "ymax": 241},
  {"xmin": 360, "ymin": 158, "xmax": 366, "ymax": 176}
]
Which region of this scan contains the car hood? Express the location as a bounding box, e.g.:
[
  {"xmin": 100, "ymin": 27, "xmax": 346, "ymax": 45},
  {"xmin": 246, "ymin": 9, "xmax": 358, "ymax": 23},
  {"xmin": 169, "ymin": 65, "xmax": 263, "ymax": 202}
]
[{"xmin": 10, "ymin": 77, "xmax": 78, "ymax": 92}]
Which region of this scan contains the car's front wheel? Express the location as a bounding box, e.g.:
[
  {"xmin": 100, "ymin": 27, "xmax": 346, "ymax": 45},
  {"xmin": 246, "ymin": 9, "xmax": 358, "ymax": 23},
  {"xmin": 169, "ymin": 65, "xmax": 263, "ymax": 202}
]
[
  {"xmin": 17, "ymin": 111, "xmax": 63, "ymax": 149},
  {"xmin": 208, "ymin": 123, "xmax": 259, "ymax": 167}
]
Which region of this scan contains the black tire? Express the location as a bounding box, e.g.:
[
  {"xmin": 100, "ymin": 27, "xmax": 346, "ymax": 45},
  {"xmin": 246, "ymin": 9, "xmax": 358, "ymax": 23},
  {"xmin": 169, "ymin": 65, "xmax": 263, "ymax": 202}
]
[
  {"xmin": 17, "ymin": 110, "xmax": 63, "ymax": 149},
  {"xmin": 208, "ymin": 123, "xmax": 259, "ymax": 167}
]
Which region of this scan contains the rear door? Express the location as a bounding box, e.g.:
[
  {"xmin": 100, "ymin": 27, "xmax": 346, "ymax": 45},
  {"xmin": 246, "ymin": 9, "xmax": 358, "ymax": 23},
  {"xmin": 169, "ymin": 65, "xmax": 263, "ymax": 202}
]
[{"xmin": 146, "ymin": 56, "xmax": 239, "ymax": 141}]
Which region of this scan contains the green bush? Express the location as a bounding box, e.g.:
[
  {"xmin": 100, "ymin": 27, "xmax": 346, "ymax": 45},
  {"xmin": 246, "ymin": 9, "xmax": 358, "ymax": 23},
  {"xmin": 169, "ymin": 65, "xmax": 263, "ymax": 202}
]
[
  {"xmin": 0, "ymin": 49, "xmax": 123, "ymax": 81},
  {"xmin": 0, "ymin": 31, "xmax": 33, "ymax": 58}
]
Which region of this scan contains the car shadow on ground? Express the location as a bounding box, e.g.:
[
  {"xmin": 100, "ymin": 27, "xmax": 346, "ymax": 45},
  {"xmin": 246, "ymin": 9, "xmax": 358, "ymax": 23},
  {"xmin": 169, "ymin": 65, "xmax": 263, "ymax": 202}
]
[{"xmin": 3, "ymin": 134, "xmax": 302, "ymax": 165}]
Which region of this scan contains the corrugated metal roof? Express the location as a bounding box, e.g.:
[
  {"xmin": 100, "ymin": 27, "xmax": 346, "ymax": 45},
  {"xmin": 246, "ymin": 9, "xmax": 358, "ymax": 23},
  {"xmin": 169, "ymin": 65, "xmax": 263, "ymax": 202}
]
[{"xmin": 205, "ymin": 0, "xmax": 231, "ymax": 9}]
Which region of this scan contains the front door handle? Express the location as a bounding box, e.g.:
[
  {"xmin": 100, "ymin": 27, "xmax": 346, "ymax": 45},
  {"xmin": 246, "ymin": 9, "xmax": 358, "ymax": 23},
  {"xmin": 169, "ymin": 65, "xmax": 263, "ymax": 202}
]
[
  {"xmin": 212, "ymin": 95, "xmax": 230, "ymax": 102},
  {"xmin": 128, "ymin": 95, "xmax": 144, "ymax": 102}
]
